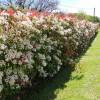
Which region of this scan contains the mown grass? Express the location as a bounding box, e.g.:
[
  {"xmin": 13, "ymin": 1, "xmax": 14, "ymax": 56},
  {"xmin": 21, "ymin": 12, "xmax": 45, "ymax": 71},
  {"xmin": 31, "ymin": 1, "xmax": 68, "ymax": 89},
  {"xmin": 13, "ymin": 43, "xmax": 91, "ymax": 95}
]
[{"xmin": 6, "ymin": 30, "xmax": 100, "ymax": 100}]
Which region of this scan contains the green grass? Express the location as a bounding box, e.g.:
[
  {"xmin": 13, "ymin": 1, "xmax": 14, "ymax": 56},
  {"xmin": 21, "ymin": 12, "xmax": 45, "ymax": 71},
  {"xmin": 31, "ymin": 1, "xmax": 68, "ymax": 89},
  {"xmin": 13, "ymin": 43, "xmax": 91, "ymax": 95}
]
[{"xmin": 19, "ymin": 30, "xmax": 100, "ymax": 100}]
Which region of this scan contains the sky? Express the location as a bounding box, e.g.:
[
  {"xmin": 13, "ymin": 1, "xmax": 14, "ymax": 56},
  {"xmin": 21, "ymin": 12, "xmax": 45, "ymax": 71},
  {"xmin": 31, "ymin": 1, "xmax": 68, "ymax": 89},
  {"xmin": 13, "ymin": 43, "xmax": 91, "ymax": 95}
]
[
  {"xmin": 58, "ymin": 0, "xmax": 100, "ymax": 17},
  {"xmin": 0, "ymin": 0, "xmax": 100, "ymax": 17}
]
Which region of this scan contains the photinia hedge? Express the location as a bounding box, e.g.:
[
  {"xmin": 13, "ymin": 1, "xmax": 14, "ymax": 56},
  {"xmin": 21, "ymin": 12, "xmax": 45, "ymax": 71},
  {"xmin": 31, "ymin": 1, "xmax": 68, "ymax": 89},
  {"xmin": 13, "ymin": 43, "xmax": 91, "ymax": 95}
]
[{"xmin": 0, "ymin": 10, "xmax": 99, "ymax": 97}]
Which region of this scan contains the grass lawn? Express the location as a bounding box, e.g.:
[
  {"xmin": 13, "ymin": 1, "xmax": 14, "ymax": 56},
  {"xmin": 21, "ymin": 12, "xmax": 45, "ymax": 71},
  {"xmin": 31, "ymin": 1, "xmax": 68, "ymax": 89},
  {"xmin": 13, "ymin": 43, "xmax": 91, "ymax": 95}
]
[{"xmin": 20, "ymin": 30, "xmax": 100, "ymax": 100}]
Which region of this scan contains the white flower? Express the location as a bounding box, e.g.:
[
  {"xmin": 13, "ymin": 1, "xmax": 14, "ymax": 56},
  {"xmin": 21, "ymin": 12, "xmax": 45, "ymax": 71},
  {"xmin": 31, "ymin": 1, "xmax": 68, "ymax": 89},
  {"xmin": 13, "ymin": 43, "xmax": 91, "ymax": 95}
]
[
  {"xmin": 57, "ymin": 65, "xmax": 61, "ymax": 71},
  {"xmin": 42, "ymin": 60, "xmax": 47, "ymax": 67},
  {"xmin": 46, "ymin": 55, "xmax": 51, "ymax": 61},
  {"xmin": 47, "ymin": 46, "xmax": 52, "ymax": 52},
  {"xmin": 59, "ymin": 31, "xmax": 64, "ymax": 35},
  {"xmin": 5, "ymin": 49, "xmax": 18, "ymax": 61},
  {"xmin": 53, "ymin": 55, "xmax": 62, "ymax": 65},
  {"xmin": 0, "ymin": 34, "xmax": 7, "ymax": 41},
  {"xmin": 38, "ymin": 53, "xmax": 46, "ymax": 60},
  {"xmin": 0, "ymin": 71, "xmax": 3, "ymax": 80},
  {"xmin": 27, "ymin": 64, "xmax": 33, "ymax": 69},
  {"xmin": 16, "ymin": 52, "xmax": 22, "ymax": 59},
  {"xmin": 13, "ymin": 11, "xmax": 25, "ymax": 20},
  {"xmin": 38, "ymin": 66, "xmax": 48, "ymax": 77},
  {"xmin": 0, "ymin": 44, "xmax": 7, "ymax": 50},
  {"xmin": 12, "ymin": 60, "xmax": 17, "ymax": 64},
  {"xmin": 23, "ymin": 39, "xmax": 33, "ymax": 49},
  {"xmin": 21, "ymin": 75, "xmax": 29, "ymax": 82},
  {"xmin": 0, "ymin": 11, "xmax": 9, "ymax": 17},
  {"xmin": 21, "ymin": 20, "xmax": 32, "ymax": 27},
  {"xmin": 0, "ymin": 51, "xmax": 3, "ymax": 55},
  {"xmin": 26, "ymin": 51, "xmax": 34, "ymax": 64},
  {"xmin": 26, "ymin": 12, "xmax": 32, "ymax": 16},
  {"xmin": 57, "ymin": 50, "xmax": 61, "ymax": 55},
  {"xmin": 8, "ymin": 77, "xmax": 16, "ymax": 86},
  {"xmin": 0, "ymin": 16, "xmax": 7, "ymax": 24},
  {"xmin": 18, "ymin": 60, "xmax": 23, "ymax": 65},
  {"xmin": 22, "ymin": 57, "xmax": 29, "ymax": 63},
  {"xmin": 36, "ymin": 45, "xmax": 41, "ymax": 50},
  {"xmin": 0, "ymin": 60, "xmax": 5, "ymax": 66}
]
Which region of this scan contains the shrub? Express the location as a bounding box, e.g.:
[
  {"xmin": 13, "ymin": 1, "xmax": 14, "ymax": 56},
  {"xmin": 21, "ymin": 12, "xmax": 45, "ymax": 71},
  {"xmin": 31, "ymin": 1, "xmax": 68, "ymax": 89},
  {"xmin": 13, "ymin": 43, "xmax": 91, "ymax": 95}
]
[
  {"xmin": 75, "ymin": 12, "xmax": 100, "ymax": 23},
  {"xmin": 0, "ymin": 11, "xmax": 99, "ymax": 97}
]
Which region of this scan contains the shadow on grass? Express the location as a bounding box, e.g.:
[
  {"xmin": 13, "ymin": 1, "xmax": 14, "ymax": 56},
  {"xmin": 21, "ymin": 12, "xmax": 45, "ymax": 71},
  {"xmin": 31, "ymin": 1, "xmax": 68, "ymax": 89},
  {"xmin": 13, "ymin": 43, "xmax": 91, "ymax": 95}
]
[{"xmin": 20, "ymin": 66, "xmax": 75, "ymax": 100}]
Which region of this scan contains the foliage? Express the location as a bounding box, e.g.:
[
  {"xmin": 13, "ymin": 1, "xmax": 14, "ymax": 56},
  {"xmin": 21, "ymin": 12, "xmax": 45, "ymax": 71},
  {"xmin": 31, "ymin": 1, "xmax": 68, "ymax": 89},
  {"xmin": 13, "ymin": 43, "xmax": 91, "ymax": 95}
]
[
  {"xmin": 75, "ymin": 11, "xmax": 100, "ymax": 23},
  {"xmin": 0, "ymin": 10, "xmax": 99, "ymax": 98}
]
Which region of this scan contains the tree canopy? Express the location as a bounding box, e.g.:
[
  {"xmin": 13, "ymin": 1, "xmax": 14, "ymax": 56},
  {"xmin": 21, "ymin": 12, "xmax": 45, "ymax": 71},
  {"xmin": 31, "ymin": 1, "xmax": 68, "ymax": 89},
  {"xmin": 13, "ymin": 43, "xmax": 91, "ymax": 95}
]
[{"xmin": 0, "ymin": 0, "xmax": 59, "ymax": 12}]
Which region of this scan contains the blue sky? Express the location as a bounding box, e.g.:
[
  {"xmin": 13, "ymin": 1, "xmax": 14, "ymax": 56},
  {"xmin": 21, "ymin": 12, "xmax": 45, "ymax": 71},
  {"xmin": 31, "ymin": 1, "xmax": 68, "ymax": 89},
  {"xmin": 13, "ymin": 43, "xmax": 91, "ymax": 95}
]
[{"xmin": 58, "ymin": 0, "xmax": 100, "ymax": 17}]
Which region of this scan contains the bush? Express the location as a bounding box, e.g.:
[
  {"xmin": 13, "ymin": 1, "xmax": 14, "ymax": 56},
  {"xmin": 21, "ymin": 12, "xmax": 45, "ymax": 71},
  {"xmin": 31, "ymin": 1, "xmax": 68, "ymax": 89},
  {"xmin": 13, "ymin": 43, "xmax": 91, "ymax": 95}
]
[
  {"xmin": 75, "ymin": 12, "xmax": 100, "ymax": 23},
  {"xmin": 0, "ymin": 11, "xmax": 99, "ymax": 97}
]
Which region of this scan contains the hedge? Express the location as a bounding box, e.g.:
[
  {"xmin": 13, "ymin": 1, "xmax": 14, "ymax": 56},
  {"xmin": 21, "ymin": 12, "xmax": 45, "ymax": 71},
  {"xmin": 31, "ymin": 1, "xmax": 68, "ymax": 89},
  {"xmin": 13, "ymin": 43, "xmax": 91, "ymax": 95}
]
[{"xmin": 0, "ymin": 11, "xmax": 99, "ymax": 97}]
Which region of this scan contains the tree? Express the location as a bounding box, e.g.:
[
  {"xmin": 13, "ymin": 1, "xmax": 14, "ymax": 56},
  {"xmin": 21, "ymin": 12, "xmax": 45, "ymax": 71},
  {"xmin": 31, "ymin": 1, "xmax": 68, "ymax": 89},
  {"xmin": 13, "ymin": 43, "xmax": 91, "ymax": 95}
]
[
  {"xmin": 16, "ymin": 0, "xmax": 27, "ymax": 9},
  {"xmin": 2, "ymin": 0, "xmax": 59, "ymax": 12},
  {"xmin": 34, "ymin": 0, "xmax": 59, "ymax": 12}
]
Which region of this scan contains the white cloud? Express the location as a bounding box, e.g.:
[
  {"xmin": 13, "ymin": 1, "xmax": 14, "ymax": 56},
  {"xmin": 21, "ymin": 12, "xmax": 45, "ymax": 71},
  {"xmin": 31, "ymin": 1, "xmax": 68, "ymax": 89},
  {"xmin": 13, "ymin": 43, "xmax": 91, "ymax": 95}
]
[{"xmin": 58, "ymin": 0, "xmax": 100, "ymax": 17}]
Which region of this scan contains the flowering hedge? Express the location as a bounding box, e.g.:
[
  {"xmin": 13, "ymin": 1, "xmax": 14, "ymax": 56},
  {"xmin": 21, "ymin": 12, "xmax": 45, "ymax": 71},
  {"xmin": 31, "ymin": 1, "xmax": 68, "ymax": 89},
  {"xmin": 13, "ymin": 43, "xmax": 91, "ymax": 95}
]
[{"xmin": 0, "ymin": 10, "xmax": 99, "ymax": 96}]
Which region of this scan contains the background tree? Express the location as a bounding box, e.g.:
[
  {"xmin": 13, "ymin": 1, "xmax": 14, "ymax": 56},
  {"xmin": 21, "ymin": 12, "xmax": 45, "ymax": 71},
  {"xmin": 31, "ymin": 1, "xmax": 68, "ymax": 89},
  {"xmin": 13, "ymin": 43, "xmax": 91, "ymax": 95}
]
[
  {"xmin": 1, "ymin": 0, "xmax": 59, "ymax": 12},
  {"xmin": 34, "ymin": 0, "xmax": 59, "ymax": 12}
]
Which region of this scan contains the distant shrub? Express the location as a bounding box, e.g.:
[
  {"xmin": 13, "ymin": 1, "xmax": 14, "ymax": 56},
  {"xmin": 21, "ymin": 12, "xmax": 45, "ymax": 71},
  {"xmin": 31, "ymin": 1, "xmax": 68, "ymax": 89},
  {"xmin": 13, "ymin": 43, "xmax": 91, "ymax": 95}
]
[{"xmin": 75, "ymin": 12, "xmax": 100, "ymax": 23}]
